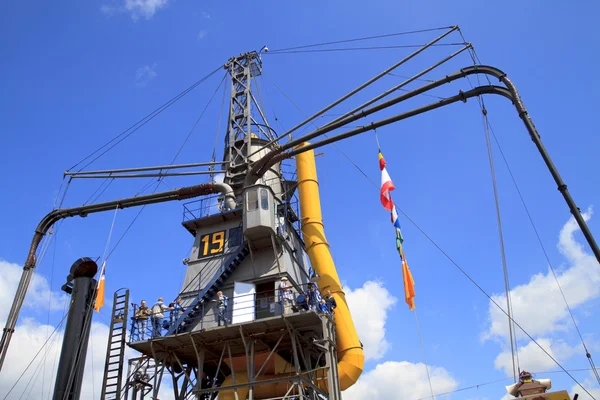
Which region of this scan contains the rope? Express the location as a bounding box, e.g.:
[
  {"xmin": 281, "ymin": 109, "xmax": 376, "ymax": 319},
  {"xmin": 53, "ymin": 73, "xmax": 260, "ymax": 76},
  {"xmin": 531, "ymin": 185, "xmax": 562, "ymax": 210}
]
[
  {"xmin": 415, "ymin": 367, "xmax": 600, "ymax": 400},
  {"xmin": 482, "ymin": 106, "xmax": 517, "ymax": 382},
  {"xmin": 68, "ymin": 65, "xmax": 222, "ymax": 172},
  {"xmin": 265, "ymin": 43, "xmax": 467, "ymax": 55},
  {"xmin": 168, "ymin": 72, "xmax": 228, "ymax": 166},
  {"xmin": 211, "ymin": 74, "xmax": 228, "ymax": 180},
  {"xmin": 101, "ymin": 206, "xmax": 119, "ymax": 265},
  {"xmin": 265, "ymin": 26, "xmax": 455, "ymax": 53},
  {"xmin": 413, "ymin": 310, "xmax": 435, "ymax": 399},
  {"xmin": 47, "ymin": 296, "xmax": 69, "ymax": 400},
  {"xmin": 486, "ymin": 115, "xmax": 600, "ymax": 386},
  {"xmin": 264, "ymin": 57, "xmax": 595, "ymax": 397},
  {"xmin": 3, "ymin": 312, "xmax": 68, "ymax": 399},
  {"xmin": 396, "ymin": 207, "xmax": 596, "ymax": 399}
]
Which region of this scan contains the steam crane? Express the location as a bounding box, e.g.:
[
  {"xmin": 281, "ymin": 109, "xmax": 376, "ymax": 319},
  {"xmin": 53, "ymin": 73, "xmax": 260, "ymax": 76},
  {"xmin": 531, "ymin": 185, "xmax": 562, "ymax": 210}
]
[
  {"xmin": 105, "ymin": 51, "xmax": 364, "ymax": 400},
  {"xmin": 2, "ymin": 27, "xmax": 598, "ymax": 400}
]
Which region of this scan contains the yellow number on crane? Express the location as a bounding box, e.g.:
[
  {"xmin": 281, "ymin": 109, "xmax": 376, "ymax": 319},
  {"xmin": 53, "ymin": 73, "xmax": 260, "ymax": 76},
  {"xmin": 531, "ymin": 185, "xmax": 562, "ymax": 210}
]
[
  {"xmin": 201, "ymin": 234, "xmax": 210, "ymax": 256},
  {"xmin": 199, "ymin": 230, "xmax": 226, "ymax": 257},
  {"xmin": 211, "ymin": 231, "xmax": 224, "ymax": 254}
]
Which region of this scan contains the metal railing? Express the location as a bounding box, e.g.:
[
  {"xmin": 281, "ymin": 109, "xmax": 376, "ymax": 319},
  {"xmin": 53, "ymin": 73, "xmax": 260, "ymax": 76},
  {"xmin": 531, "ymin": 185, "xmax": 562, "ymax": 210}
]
[
  {"xmin": 127, "ymin": 282, "xmax": 333, "ymax": 342},
  {"xmin": 183, "ymin": 194, "xmax": 238, "ymax": 222}
]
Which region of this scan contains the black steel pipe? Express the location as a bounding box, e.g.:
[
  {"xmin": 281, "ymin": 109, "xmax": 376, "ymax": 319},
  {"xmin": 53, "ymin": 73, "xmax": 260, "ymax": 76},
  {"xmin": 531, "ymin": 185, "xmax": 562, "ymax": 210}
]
[
  {"xmin": 249, "ymin": 64, "xmax": 600, "ymax": 268},
  {"xmin": 249, "ymin": 26, "xmax": 459, "ymax": 157},
  {"xmin": 282, "ymin": 85, "xmax": 512, "ymax": 157},
  {"xmin": 0, "ymin": 182, "xmax": 219, "ymax": 371},
  {"xmin": 53, "ymin": 258, "xmax": 98, "ymax": 400}
]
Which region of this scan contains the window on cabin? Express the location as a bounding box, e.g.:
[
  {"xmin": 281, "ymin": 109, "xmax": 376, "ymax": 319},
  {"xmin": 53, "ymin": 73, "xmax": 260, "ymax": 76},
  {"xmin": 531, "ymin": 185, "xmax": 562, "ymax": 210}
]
[
  {"xmin": 247, "ymin": 189, "xmax": 258, "ymax": 211},
  {"xmin": 260, "ymin": 189, "xmax": 269, "ymax": 210},
  {"xmin": 229, "ymin": 226, "xmax": 243, "ymax": 247}
]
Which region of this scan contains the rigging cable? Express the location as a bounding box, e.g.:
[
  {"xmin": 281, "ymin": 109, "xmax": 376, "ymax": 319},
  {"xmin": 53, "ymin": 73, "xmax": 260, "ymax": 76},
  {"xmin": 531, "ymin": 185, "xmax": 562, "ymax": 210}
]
[
  {"xmin": 485, "ymin": 115, "xmax": 600, "ymax": 387},
  {"xmin": 455, "ymin": 31, "xmax": 521, "ymax": 374},
  {"xmin": 168, "ymin": 72, "xmax": 228, "ymax": 166},
  {"xmin": 266, "ymin": 75, "xmax": 596, "ymax": 398},
  {"xmin": 68, "ymin": 65, "xmax": 222, "ymax": 173},
  {"xmin": 265, "ymin": 43, "xmax": 467, "ymax": 55},
  {"xmin": 91, "ymin": 70, "xmax": 228, "ymax": 268},
  {"xmin": 414, "ymin": 310, "xmax": 435, "ymax": 400},
  {"xmin": 267, "ymin": 75, "xmax": 436, "ymax": 396},
  {"xmin": 482, "ymin": 105, "xmax": 517, "ymax": 382},
  {"xmin": 3, "ymin": 312, "xmax": 68, "ymax": 400},
  {"xmin": 210, "ymin": 74, "xmax": 228, "ymax": 180},
  {"xmin": 265, "ymin": 26, "xmax": 455, "ymax": 53},
  {"xmin": 415, "ymin": 367, "xmax": 600, "ymax": 400},
  {"xmin": 99, "ymin": 68, "xmax": 226, "ymax": 258}
]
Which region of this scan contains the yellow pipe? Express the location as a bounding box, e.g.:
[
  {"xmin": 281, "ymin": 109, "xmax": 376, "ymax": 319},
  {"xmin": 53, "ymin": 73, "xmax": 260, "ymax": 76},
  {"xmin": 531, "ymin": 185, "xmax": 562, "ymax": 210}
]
[{"xmin": 296, "ymin": 142, "xmax": 365, "ymax": 389}]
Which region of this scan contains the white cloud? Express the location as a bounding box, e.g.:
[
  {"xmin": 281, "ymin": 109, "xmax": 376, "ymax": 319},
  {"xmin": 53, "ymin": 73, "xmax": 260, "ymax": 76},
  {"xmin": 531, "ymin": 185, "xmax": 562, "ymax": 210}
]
[
  {"xmin": 0, "ymin": 259, "xmax": 68, "ymax": 322},
  {"xmin": 345, "ymin": 281, "xmax": 397, "ymax": 360},
  {"xmin": 485, "ymin": 209, "xmax": 600, "ymax": 341},
  {"xmin": 201, "ymin": 11, "xmax": 211, "ymax": 19},
  {"xmin": 198, "ymin": 30, "xmax": 208, "ymax": 40},
  {"xmin": 0, "ymin": 259, "xmax": 174, "ymax": 398},
  {"xmin": 135, "ymin": 63, "xmax": 158, "ymax": 87},
  {"xmin": 571, "ymin": 377, "xmax": 600, "ymax": 400},
  {"xmin": 343, "ymin": 361, "xmax": 458, "ymax": 400},
  {"xmin": 101, "ymin": 0, "xmax": 169, "ymax": 21},
  {"xmin": 494, "ymin": 338, "xmax": 579, "ymax": 377}
]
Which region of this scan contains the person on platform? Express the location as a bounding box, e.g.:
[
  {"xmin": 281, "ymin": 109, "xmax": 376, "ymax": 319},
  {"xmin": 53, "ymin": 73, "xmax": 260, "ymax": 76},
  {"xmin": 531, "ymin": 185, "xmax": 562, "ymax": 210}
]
[
  {"xmin": 307, "ymin": 283, "xmax": 318, "ymax": 311},
  {"xmin": 212, "ymin": 291, "xmax": 228, "ymax": 327},
  {"xmin": 279, "ymin": 277, "xmax": 293, "ymax": 315},
  {"xmin": 318, "ymin": 299, "xmax": 329, "ymax": 314},
  {"xmin": 506, "ymin": 370, "xmax": 551, "ymax": 397},
  {"xmin": 324, "ymin": 290, "xmax": 337, "ymax": 313},
  {"xmin": 151, "ymin": 297, "xmax": 171, "ymax": 337},
  {"xmin": 135, "ymin": 300, "xmax": 151, "ymax": 340},
  {"xmin": 169, "ymin": 297, "xmax": 184, "ymax": 325}
]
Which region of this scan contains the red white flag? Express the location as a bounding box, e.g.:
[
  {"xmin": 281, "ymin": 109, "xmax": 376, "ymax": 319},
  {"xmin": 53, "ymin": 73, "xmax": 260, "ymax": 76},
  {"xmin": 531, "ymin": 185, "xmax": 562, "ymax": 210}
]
[{"xmin": 379, "ymin": 151, "xmax": 395, "ymax": 210}]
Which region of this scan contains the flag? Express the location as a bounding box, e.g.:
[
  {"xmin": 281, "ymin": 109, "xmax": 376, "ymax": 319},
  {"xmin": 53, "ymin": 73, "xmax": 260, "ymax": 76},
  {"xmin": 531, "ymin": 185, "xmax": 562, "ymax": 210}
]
[
  {"xmin": 378, "ymin": 149, "xmax": 415, "ymax": 310},
  {"xmin": 391, "ymin": 206, "xmax": 404, "ymax": 247},
  {"xmin": 379, "ymin": 151, "xmax": 395, "ymax": 211},
  {"xmin": 94, "ymin": 261, "xmax": 106, "ymax": 312},
  {"xmin": 399, "ymin": 245, "xmax": 416, "ymax": 311}
]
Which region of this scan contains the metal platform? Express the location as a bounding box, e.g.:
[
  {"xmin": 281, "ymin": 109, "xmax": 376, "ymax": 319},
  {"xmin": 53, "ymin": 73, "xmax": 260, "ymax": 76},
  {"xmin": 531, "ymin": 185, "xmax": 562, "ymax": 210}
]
[
  {"xmin": 129, "ymin": 311, "xmax": 325, "ymax": 364},
  {"xmin": 125, "ymin": 311, "xmax": 340, "ymax": 399}
]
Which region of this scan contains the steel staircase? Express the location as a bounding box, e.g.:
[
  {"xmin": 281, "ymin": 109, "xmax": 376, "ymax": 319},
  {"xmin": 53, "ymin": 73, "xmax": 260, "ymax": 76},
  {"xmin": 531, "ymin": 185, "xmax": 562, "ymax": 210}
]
[
  {"xmin": 166, "ymin": 243, "xmax": 250, "ymax": 335},
  {"xmin": 100, "ymin": 289, "xmax": 130, "ymax": 400}
]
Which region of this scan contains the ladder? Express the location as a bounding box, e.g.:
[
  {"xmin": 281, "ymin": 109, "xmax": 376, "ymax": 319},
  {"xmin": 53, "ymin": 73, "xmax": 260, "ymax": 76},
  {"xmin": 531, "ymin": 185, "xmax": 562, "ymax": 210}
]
[
  {"xmin": 100, "ymin": 289, "xmax": 130, "ymax": 399},
  {"xmin": 166, "ymin": 243, "xmax": 250, "ymax": 335}
]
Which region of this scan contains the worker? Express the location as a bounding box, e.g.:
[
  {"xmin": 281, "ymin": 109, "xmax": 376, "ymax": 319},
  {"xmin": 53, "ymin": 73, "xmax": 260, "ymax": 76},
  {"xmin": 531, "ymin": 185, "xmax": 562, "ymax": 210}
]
[
  {"xmin": 318, "ymin": 299, "xmax": 329, "ymax": 314},
  {"xmin": 151, "ymin": 297, "xmax": 171, "ymax": 337},
  {"xmin": 169, "ymin": 297, "xmax": 184, "ymax": 326},
  {"xmin": 307, "ymin": 283, "xmax": 318, "ymax": 311},
  {"xmin": 324, "ymin": 290, "xmax": 337, "ymax": 313},
  {"xmin": 135, "ymin": 300, "xmax": 151, "ymax": 340},
  {"xmin": 212, "ymin": 291, "xmax": 228, "ymax": 327},
  {"xmin": 278, "ymin": 277, "xmax": 293, "ymax": 315},
  {"xmin": 506, "ymin": 370, "xmax": 551, "ymax": 397}
]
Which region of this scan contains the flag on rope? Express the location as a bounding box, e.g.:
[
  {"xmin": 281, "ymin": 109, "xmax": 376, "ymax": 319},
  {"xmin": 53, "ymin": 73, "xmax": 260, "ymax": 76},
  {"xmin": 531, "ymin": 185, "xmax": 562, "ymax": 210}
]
[
  {"xmin": 94, "ymin": 261, "xmax": 106, "ymax": 312},
  {"xmin": 400, "ymin": 245, "xmax": 416, "ymax": 311},
  {"xmin": 379, "ymin": 151, "xmax": 395, "ymax": 211},
  {"xmin": 378, "ymin": 150, "xmax": 415, "ymax": 310},
  {"xmin": 391, "ymin": 205, "xmax": 404, "ymax": 248}
]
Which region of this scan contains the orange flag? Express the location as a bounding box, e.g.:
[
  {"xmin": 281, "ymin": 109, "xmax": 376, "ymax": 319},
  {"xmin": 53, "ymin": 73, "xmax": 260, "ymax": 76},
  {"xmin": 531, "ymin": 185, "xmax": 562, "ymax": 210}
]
[
  {"xmin": 400, "ymin": 246, "xmax": 416, "ymax": 310},
  {"xmin": 94, "ymin": 261, "xmax": 106, "ymax": 312}
]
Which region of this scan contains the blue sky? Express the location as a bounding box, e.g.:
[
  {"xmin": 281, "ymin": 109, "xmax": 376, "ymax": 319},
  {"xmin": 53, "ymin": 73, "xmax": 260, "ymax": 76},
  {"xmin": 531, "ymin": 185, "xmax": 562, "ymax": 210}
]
[{"xmin": 1, "ymin": 1, "xmax": 600, "ymax": 399}]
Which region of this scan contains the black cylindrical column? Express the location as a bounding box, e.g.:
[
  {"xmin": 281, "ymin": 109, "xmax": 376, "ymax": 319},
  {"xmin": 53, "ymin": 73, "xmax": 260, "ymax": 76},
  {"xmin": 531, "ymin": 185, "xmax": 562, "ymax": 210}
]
[{"xmin": 53, "ymin": 258, "xmax": 98, "ymax": 400}]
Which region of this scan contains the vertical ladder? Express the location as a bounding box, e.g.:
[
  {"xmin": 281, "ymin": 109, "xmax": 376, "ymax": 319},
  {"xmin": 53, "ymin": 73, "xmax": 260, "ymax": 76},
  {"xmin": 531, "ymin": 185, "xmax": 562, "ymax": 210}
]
[{"xmin": 101, "ymin": 289, "xmax": 130, "ymax": 399}]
